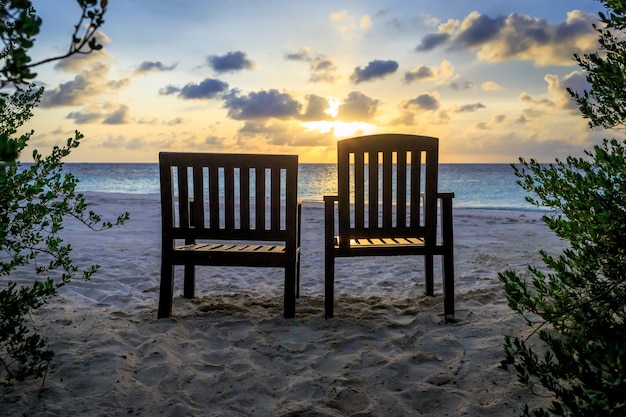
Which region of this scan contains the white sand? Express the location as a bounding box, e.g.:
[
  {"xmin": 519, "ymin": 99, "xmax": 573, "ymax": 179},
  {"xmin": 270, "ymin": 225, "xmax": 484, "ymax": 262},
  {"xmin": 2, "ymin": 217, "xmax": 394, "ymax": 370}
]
[{"xmin": 2, "ymin": 192, "xmax": 564, "ymax": 416}]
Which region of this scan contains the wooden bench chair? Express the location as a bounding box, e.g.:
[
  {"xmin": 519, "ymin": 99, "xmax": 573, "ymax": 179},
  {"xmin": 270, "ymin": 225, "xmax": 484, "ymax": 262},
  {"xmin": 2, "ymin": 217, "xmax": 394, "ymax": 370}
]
[
  {"xmin": 158, "ymin": 152, "xmax": 301, "ymax": 319},
  {"xmin": 324, "ymin": 134, "xmax": 455, "ymax": 321}
]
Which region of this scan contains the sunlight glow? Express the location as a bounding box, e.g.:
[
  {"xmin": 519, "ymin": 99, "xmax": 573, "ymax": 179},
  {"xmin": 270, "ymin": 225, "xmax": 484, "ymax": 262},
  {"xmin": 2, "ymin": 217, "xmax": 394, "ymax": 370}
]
[
  {"xmin": 301, "ymin": 120, "xmax": 378, "ymax": 137},
  {"xmin": 325, "ymin": 96, "xmax": 339, "ymax": 117}
]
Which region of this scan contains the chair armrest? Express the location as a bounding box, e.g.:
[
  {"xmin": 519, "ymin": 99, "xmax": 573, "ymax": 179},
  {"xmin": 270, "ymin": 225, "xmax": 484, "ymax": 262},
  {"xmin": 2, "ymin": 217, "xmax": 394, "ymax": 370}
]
[{"xmin": 437, "ymin": 193, "xmax": 454, "ymax": 248}]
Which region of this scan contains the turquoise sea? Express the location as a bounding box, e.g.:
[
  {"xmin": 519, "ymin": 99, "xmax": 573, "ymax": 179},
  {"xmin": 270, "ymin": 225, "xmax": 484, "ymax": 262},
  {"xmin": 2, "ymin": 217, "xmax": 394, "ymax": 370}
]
[{"xmin": 57, "ymin": 163, "xmax": 543, "ymax": 211}]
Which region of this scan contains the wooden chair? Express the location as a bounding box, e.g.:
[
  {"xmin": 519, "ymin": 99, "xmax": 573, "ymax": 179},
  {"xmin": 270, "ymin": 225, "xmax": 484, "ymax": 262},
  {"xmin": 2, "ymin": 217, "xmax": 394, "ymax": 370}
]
[
  {"xmin": 158, "ymin": 152, "xmax": 301, "ymax": 319},
  {"xmin": 324, "ymin": 134, "xmax": 455, "ymax": 321}
]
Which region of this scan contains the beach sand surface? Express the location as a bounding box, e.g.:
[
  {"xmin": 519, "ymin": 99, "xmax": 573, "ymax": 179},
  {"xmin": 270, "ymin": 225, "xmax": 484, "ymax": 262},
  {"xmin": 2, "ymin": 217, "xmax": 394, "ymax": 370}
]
[{"xmin": 2, "ymin": 193, "xmax": 564, "ymax": 416}]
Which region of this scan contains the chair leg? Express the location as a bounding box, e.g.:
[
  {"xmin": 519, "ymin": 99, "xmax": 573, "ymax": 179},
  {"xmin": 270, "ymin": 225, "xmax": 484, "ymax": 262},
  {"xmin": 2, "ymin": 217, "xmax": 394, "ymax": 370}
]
[
  {"xmin": 296, "ymin": 252, "xmax": 301, "ymax": 299},
  {"xmin": 284, "ymin": 263, "xmax": 296, "ymax": 318},
  {"xmin": 425, "ymin": 254, "xmax": 434, "ymax": 296},
  {"xmin": 325, "ymin": 255, "xmax": 335, "ymax": 318},
  {"xmin": 183, "ymin": 264, "xmax": 195, "ymax": 299},
  {"xmin": 158, "ymin": 263, "xmax": 175, "ymax": 319},
  {"xmin": 443, "ymin": 253, "xmax": 455, "ymax": 322}
]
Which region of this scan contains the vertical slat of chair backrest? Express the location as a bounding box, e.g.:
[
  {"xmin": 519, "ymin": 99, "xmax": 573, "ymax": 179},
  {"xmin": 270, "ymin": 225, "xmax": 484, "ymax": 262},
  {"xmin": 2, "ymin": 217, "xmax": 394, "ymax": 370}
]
[
  {"xmin": 224, "ymin": 165, "xmax": 235, "ymax": 229},
  {"xmin": 368, "ymin": 151, "xmax": 378, "ymax": 230},
  {"xmin": 271, "ymin": 167, "xmax": 281, "ymax": 231},
  {"xmin": 354, "ymin": 151, "xmax": 365, "ymax": 229},
  {"xmin": 382, "ymin": 150, "xmax": 393, "ymax": 229},
  {"xmin": 192, "ymin": 166, "xmax": 204, "ymax": 227},
  {"xmin": 208, "ymin": 164, "xmax": 219, "ymax": 230},
  {"xmin": 255, "ymin": 167, "xmax": 266, "ymax": 231},
  {"xmin": 178, "ymin": 164, "xmax": 190, "ymax": 230},
  {"xmin": 410, "ymin": 149, "xmax": 422, "ymax": 229},
  {"xmin": 240, "ymin": 167, "xmax": 250, "ymax": 230},
  {"xmin": 337, "ymin": 134, "xmax": 439, "ymax": 241},
  {"xmin": 397, "ymin": 150, "xmax": 407, "ymax": 228}
]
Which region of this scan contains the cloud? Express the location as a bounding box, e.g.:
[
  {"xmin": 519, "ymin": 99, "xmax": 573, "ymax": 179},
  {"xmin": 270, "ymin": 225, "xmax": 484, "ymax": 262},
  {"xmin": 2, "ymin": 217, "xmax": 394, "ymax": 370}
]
[
  {"xmin": 41, "ymin": 75, "xmax": 92, "ymax": 107},
  {"xmin": 300, "ymin": 94, "xmax": 333, "ymax": 121},
  {"xmin": 40, "ymin": 49, "xmax": 130, "ymax": 114},
  {"xmin": 66, "ymin": 110, "xmax": 101, "ymax": 124},
  {"xmin": 454, "ymin": 103, "xmax": 486, "ymax": 113},
  {"xmin": 350, "ymin": 59, "xmax": 399, "ymax": 84},
  {"xmin": 404, "ymin": 65, "xmax": 434, "ymax": 83},
  {"xmin": 224, "ymin": 89, "xmax": 302, "ymax": 120},
  {"xmin": 336, "ymin": 91, "xmax": 380, "ymax": 121},
  {"xmin": 405, "ymin": 60, "xmax": 457, "ymax": 85},
  {"xmin": 208, "ymin": 51, "xmax": 256, "ymax": 73},
  {"xmin": 545, "ymin": 71, "xmax": 589, "ymax": 111},
  {"xmin": 285, "ymin": 47, "xmax": 311, "ymax": 61},
  {"xmin": 330, "ymin": 10, "xmax": 374, "ymax": 39},
  {"xmin": 103, "ymin": 105, "xmax": 131, "ymax": 124},
  {"xmin": 415, "ymin": 33, "xmax": 451, "ymax": 51},
  {"xmin": 309, "ymin": 55, "xmax": 339, "ymax": 83},
  {"xmin": 481, "ymin": 81, "xmax": 503, "ymax": 91},
  {"xmin": 416, "ymin": 10, "xmax": 598, "ymax": 66},
  {"xmin": 160, "ymin": 78, "xmax": 230, "ymax": 100},
  {"xmin": 450, "ymin": 80, "xmax": 476, "ymax": 90},
  {"xmin": 135, "ymin": 61, "xmax": 177, "ymax": 74},
  {"xmin": 402, "ymin": 92, "xmax": 441, "ymax": 112},
  {"xmin": 520, "ymin": 70, "xmax": 589, "ymax": 114},
  {"xmin": 236, "ymin": 120, "xmax": 335, "ymax": 148},
  {"xmin": 285, "ymin": 48, "xmax": 339, "ymax": 83},
  {"xmin": 204, "ymin": 135, "xmax": 225, "ymax": 147}
]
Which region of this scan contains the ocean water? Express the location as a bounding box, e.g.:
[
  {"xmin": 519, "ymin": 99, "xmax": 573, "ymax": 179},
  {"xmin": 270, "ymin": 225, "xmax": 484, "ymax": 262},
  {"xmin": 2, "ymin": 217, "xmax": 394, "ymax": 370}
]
[{"xmin": 55, "ymin": 163, "xmax": 542, "ymax": 211}]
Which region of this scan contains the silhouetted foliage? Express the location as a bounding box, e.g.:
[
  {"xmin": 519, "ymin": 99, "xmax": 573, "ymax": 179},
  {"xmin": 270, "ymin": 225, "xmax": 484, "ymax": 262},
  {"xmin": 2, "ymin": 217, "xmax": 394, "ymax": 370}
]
[{"xmin": 499, "ymin": 1, "xmax": 626, "ymax": 415}]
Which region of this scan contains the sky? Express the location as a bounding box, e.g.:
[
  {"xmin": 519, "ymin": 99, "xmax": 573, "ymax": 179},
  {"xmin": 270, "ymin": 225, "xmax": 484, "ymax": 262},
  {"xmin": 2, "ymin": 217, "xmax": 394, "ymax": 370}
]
[{"xmin": 22, "ymin": 0, "xmax": 610, "ymax": 163}]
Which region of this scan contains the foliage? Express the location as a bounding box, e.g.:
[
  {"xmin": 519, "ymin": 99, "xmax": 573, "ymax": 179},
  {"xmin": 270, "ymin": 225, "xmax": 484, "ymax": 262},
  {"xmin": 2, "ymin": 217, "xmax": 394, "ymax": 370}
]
[
  {"xmin": 1, "ymin": 0, "xmax": 108, "ymax": 92},
  {"xmin": 0, "ymin": 87, "xmax": 128, "ymax": 384},
  {"xmin": 568, "ymin": 1, "xmax": 626, "ymax": 129},
  {"xmin": 500, "ymin": 1, "xmax": 626, "ymax": 415},
  {"xmin": 1, "ymin": 1, "xmax": 126, "ymax": 384},
  {"xmin": 499, "ymin": 139, "xmax": 626, "ymax": 416}
]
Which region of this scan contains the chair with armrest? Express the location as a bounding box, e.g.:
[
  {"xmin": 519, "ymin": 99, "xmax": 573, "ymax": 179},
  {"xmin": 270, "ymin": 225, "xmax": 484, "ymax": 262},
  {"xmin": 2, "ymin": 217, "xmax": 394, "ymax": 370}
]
[{"xmin": 324, "ymin": 134, "xmax": 455, "ymax": 321}]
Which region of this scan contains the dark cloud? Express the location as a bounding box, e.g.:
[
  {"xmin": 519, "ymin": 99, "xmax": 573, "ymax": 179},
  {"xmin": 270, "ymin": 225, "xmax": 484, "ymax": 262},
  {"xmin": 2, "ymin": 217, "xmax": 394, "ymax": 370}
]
[
  {"xmin": 450, "ymin": 80, "xmax": 476, "ymax": 90},
  {"xmin": 403, "ymin": 93, "xmax": 440, "ymax": 112},
  {"xmin": 40, "ymin": 75, "xmax": 90, "ymax": 107},
  {"xmin": 404, "ymin": 65, "xmax": 435, "ymax": 83},
  {"xmin": 284, "ymin": 48, "xmax": 338, "ymax": 83},
  {"xmin": 160, "ymin": 78, "xmax": 229, "ymax": 100},
  {"xmin": 350, "ymin": 60, "xmax": 399, "ymax": 84},
  {"xmin": 310, "ymin": 55, "xmax": 338, "ymax": 83},
  {"xmin": 224, "ymin": 89, "xmax": 301, "ymax": 120},
  {"xmin": 103, "ymin": 105, "xmax": 131, "ymax": 124},
  {"xmin": 208, "ymin": 51, "xmax": 255, "ymax": 73},
  {"xmin": 415, "ymin": 11, "xmax": 597, "ymax": 66},
  {"xmin": 300, "ymin": 94, "xmax": 332, "ymax": 121},
  {"xmin": 284, "ymin": 48, "xmax": 310, "ymax": 61},
  {"xmin": 204, "ymin": 135, "xmax": 225, "ymax": 146},
  {"xmin": 158, "ymin": 85, "xmax": 180, "ymax": 96},
  {"xmin": 336, "ymin": 91, "xmax": 379, "ymax": 121},
  {"xmin": 416, "ymin": 33, "xmax": 451, "ymax": 52},
  {"xmin": 135, "ymin": 61, "xmax": 177, "ymax": 74},
  {"xmin": 455, "ymin": 14, "xmax": 505, "ymax": 48},
  {"xmin": 455, "ymin": 103, "xmax": 486, "ymax": 113},
  {"xmin": 66, "ymin": 111, "xmax": 101, "ymax": 124}
]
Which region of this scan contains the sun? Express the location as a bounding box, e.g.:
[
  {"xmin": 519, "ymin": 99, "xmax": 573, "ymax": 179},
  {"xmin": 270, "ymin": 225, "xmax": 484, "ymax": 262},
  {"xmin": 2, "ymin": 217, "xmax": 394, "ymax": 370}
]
[{"xmin": 301, "ymin": 96, "xmax": 378, "ymax": 138}]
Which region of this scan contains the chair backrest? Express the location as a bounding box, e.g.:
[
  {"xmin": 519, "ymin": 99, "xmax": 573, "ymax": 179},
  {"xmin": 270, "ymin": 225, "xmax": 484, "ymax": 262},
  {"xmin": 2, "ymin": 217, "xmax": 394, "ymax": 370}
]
[
  {"xmin": 159, "ymin": 152, "xmax": 298, "ymax": 244},
  {"xmin": 336, "ymin": 134, "xmax": 439, "ymax": 247}
]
